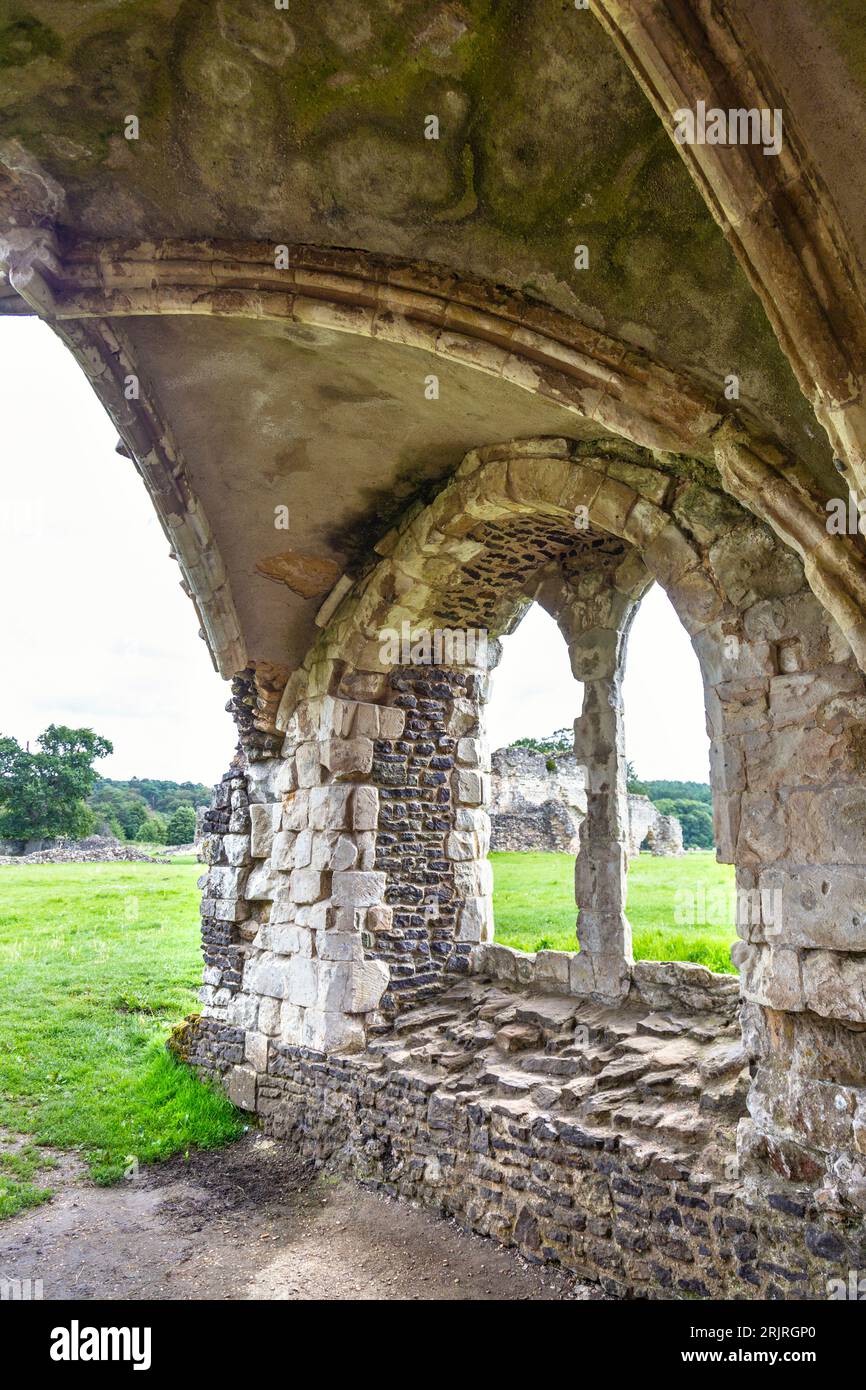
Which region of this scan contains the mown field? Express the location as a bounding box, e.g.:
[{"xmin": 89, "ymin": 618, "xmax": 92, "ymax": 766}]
[
  {"xmin": 0, "ymin": 852, "xmax": 736, "ymax": 1217},
  {"xmin": 0, "ymin": 861, "xmax": 242, "ymax": 1219},
  {"xmin": 490, "ymin": 850, "xmax": 737, "ymax": 972}
]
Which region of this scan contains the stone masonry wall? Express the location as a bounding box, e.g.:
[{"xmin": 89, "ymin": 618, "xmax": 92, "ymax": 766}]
[
  {"xmin": 369, "ymin": 666, "xmax": 488, "ymax": 1016},
  {"xmin": 173, "ymin": 969, "xmax": 866, "ymax": 1302}
]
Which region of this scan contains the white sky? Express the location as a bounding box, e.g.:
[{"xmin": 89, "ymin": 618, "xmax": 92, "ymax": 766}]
[
  {"xmin": 488, "ymin": 596, "xmax": 710, "ymax": 781},
  {"xmin": 0, "ymin": 316, "xmax": 710, "ymax": 786}
]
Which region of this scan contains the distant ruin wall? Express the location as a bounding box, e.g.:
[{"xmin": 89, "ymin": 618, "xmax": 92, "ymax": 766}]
[{"xmin": 488, "ymin": 747, "xmax": 682, "ymax": 856}]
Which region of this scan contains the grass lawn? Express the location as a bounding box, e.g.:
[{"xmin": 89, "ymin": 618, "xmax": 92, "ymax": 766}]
[
  {"xmin": 0, "ymin": 861, "xmax": 242, "ymax": 1218},
  {"xmin": 491, "ymin": 850, "xmax": 737, "ymax": 974}
]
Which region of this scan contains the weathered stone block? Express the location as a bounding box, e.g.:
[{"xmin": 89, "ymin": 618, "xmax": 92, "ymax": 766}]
[
  {"xmin": 454, "ymin": 858, "xmax": 493, "ymax": 898},
  {"xmin": 351, "ymin": 786, "xmax": 379, "ymax": 831},
  {"xmin": 317, "ymin": 932, "xmax": 364, "ymax": 962},
  {"xmin": 734, "ymin": 941, "xmax": 804, "ymax": 1011},
  {"xmin": 292, "ymin": 829, "xmax": 313, "ymax": 868},
  {"xmin": 458, "ymin": 894, "xmax": 494, "ymax": 943},
  {"xmin": 244, "ymin": 950, "xmax": 291, "ymax": 999},
  {"xmin": 286, "ymin": 956, "xmax": 319, "ymax": 1008},
  {"xmin": 447, "ymin": 829, "xmax": 478, "ymax": 861},
  {"xmin": 755, "ymin": 866, "xmax": 866, "ymax": 950},
  {"xmin": 207, "ymin": 865, "xmax": 248, "ymax": 898},
  {"xmin": 245, "ymin": 1030, "xmax": 269, "ymax": 1073},
  {"xmin": 454, "ymin": 769, "xmax": 485, "ymax": 805},
  {"xmin": 281, "ymin": 789, "xmax": 309, "ymax": 832},
  {"xmin": 290, "ymin": 868, "xmax": 324, "ymax": 904},
  {"xmin": 308, "ymin": 785, "xmax": 353, "ymax": 830},
  {"xmin": 301, "ymin": 1009, "xmax": 365, "ymax": 1053},
  {"xmin": 226, "ymin": 1065, "xmax": 256, "ymax": 1112},
  {"xmin": 271, "ymin": 829, "xmax": 297, "ymax": 871},
  {"xmin": 223, "ymin": 835, "xmax": 252, "ymax": 867},
  {"xmin": 321, "ymin": 736, "xmax": 374, "ymax": 776},
  {"xmin": 457, "ymin": 737, "xmax": 482, "ymax": 766},
  {"xmin": 535, "ymin": 949, "xmax": 572, "ymax": 991},
  {"xmin": 802, "ymin": 950, "xmax": 866, "ymax": 1023},
  {"xmin": 226, "ymin": 992, "xmax": 259, "ymax": 1030},
  {"xmin": 275, "ymin": 759, "xmax": 296, "ymax": 795},
  {"xmin": 249, "ymin": 802, "xmax": 279, "ymax": 858},
  {"xmin": 296, "ymin": 741, "xmax": 323, "ymax": 787},
  {"xmin": 378, "ymin": 706, "xmax": 406, "ymax": 738},
  {"xmin": 331, "ymin": 870, "xmax": 386, "ymax": 907},
  {"xmin": 279, "ymin": 1001, "xmax": 303, "ymax": 1044},
  {"xmin": 257, "ymin": 996, "xmax": 281, "ymax": 1035},
  {"xmin": 261, "ymin": 923, "xmax": 313, "ymax": 956},
  {"xmin": 366, "ymin": 903, "xmax": 393, "ymax": 934},
  {"xmin": 246, "ymin": 759, "xmax": 281, "ymax": 804},
  {"xmin": 329, "ymin": 834, "xmax": 358, "ymax": 871},
  {"xmin": 245, "ymin": 860, "xmax": 281, "ymax": 901}
]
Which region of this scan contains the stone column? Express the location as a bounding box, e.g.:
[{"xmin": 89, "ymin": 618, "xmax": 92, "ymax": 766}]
[{"xmin": 569, "ymin": 626, "xmax": 633, "ymax": 1001}]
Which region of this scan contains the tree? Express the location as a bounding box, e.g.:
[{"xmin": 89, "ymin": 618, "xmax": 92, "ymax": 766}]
[
  {"xmin": 0, "ymin": 725, "xmax": 112, "ymax": 839},
  {"xmin": 626, "ymin": 761, "xmax": 648, "ymax": 796},
  {"xmin": 510, "ymin": 728, "xmax": 574, "ymax": 756},
  {"xmin": 135, "ymin": 813, "xmax": 166, "ymax": 844},
  {"xmin": 656, "ymin": 797, "xmax": 715, "ymax": 849},
  {"xmin": 165, "ymin": 804, "xmax": 196, "ymax": 845},
  {"xmin": 120, "ymin": 801, "xmax": 148, "ymax": 841}
]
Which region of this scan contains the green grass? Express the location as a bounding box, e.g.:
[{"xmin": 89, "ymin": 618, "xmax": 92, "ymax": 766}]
[
  {"xmin": 491, "ymin": 850, "xmax": 737, "ymax": 974},
  {"xmin": 0, "ymin": 862, "xmax": 243, "ymax": 1217}
]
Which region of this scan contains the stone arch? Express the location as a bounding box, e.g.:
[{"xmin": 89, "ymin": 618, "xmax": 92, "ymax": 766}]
[
  {"xmin": 278, "ymin": 436, "xmax": 859, "ymax": 1007},
  {"xmin": 7, "ymin": 232, "xmax": 866, "ymax": 677},
  {"xmin": 592, "ymin": 1, "xmax": 866, "ymax": 496},
  {"xmin": 194, "ymin": 428, "xmax": 862, "ymax": 1036},
  {"xmin": 185, "ymin": 429, "xmax": 866, "ymax": 1240}
]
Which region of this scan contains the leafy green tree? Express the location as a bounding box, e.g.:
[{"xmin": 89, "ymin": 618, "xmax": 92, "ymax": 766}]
[
  {"xmin": 642, "ymin": 780, "xmax": 712, "ymax": 805},
  {"xmin": 120, "ymin": 801, "xmax": 148, "ymax": 840},
  {"xmin": 165, "ymin": 804, "xmax": 196, "ymax": 845},
  {"xmin": 134, "ymin": 813, "xmax": 166, "ymax": 844},
  {"xmin": 626, "ymin": 760, "xmax": 648, "ymax": 795},
  {"xmin": 0, "ymin": 726, "xmax": 112, "ymax": 839},
  {"xmin": 656, "ymin": 796, "xmax": 714, "ymax": 849},
  {"xmin": 510, "ymin": 728, "xmax": 574, "ymax": 756}
]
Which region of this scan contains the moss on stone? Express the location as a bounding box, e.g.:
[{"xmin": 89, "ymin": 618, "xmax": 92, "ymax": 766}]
[{"xmin": 0, "ymin": 15, "xmax": 61, "ymax": 69}]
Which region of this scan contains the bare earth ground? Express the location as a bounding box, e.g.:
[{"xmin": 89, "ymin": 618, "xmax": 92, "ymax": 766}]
[{"xmin": 0, "ymin": 1133, "xmax": 602, "ymax": 1301}]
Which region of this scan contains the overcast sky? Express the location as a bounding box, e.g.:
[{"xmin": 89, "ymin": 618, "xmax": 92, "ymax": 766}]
[{"xmin": 1, "ymin": 316, "xmax": 710, "ymax": 787}]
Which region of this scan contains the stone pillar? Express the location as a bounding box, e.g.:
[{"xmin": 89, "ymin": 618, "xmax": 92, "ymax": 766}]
[{"xmin": 569, "ymin": 628, "xmax": 633, "ymax": 1001}]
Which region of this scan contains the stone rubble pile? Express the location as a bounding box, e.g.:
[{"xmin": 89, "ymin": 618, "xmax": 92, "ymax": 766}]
[{"xmin": 0, "ymin": 835, "xmax": 158, "ymax": 865}]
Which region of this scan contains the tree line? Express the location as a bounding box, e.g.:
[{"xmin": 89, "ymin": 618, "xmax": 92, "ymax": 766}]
[{"xmin": 0, "ymin": 725, "xmax": 210, "ymax": 845}]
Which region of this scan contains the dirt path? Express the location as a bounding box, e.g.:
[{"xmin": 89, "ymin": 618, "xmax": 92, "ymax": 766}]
[{"xmin": 0, "ymin": 1133, "xmax": 602, "ymax": 1300}]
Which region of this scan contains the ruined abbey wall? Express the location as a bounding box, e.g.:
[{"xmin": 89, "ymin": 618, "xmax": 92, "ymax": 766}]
[
  {"xmin": 173, "ymin": 439, "xmax": 866, "ymax": 1297},
  {"xmin": 487, "ymin": 745, "xmax": 683, "ymax": 856}
]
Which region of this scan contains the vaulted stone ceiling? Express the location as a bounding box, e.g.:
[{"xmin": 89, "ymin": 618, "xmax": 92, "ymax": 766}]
[{"xmin": 1, "ymin": 0, "xmax": 865, "ymax": 678}]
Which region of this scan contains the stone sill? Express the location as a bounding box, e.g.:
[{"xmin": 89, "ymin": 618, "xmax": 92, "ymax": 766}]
[{"xmin": 470, "ymin": 942, "xmax": 739, "ymax": 1019}]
